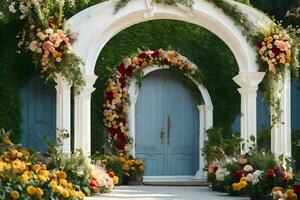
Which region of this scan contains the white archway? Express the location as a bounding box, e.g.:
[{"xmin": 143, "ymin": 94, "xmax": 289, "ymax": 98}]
[
  {"xmin": 55, "ymin": 0, "xmax": 291, "ymax": 160},
  {"xmin": 127, "ymin": 64, "xmax": 213, "ymax": 179}
]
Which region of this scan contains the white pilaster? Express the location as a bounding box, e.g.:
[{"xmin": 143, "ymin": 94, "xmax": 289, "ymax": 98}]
[
  {"xmin": 195, "ymin": 105, "xmax": 206, "ymax": 180},
  {"xmin": 271, "ymin": 69, "xmax": 291, "ymax": 157},
  {"xmin": 128, "ymin": 80, "xmax": 138, "ymax": 156},
  {"xmin": 55, "ymin": 74, "xmax": 72, "ymax": 154},
  {"xmin": 233, "ymin": 72, "xmax": 265, "ymax": 154},
  {"xmin": 74, "ymin": 74, "xmax": 98, "ymax": 157}
]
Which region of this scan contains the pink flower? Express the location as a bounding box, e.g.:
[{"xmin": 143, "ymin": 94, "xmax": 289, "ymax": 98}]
[
  {"xmin": 42, "ymin": 41, "xmax": 53, "ymax": 50},
  {"xmin": 56, "ymin": 57, "xmax": 62, "ymax": 62},
  {"xmin": 29, "ymin": 40, "xmax": 38, "ymax": 52},
  {"xmin": 208, "ymin": 161, "xmax": 218, "ymax": 174},
  {"xmin": 276, "ymin": 40, "xmax": 288, "ymax": 51},
  {"xmin": 247, "ymin": 173, "xmax": 254, "ymax": 182},
  {"xmin": 268, "ymin": 50, "xmax": 275, "ymax": 58},
  {"xmin": 49, "ymin": 46, "xmax": 55, "ymax": 53},
  {"xmin": 49, "ymin": 33, "xmax": 59, "ymax": 42}
]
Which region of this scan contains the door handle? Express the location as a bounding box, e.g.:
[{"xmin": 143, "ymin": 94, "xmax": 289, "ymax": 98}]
[
  {"xmin": 167, "ymin": 114, "xmax": 171, "ymax": 145},
  {"xmin": 160, "ymin": 129, "xmax": 165, "ymax": 144}
]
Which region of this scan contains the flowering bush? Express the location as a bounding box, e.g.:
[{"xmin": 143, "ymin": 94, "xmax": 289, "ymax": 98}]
[
  {"xmin": 103, "ymin": 49, "xmax": 203, "ymax": 156},
  {"xmin": 215, "ymin": 149, "xmax": 295, "ymax": 197},
  {"xmin": 0, "ymin": 130, "xmax": 85, "ymax": 200},
  {"xmin": 0, "ymin": 129, "xmax": 116, "ymax": 199},
  {"xmin": 0, "ymin": 0, "xmax": 84, "ymax": 92}
]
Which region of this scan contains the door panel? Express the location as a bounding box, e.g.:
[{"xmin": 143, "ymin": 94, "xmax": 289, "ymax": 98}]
[
  {"xmin": 164, "ymin": 74, "xmax": 199, "ymax": 175},
  {"xmin": 135, "ymin": 72, "xmax": 166, "ymax": 175},
  {"xmin": 20, "ymin": 77, "xmax": 56, "ymax": 152},
  {"xmin": 135, "ymin": 70, "xmax": 199, "ymax": 176}
]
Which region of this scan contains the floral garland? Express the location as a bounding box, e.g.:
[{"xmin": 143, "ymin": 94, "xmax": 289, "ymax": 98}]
[
  {"xmin": 257, "ymin": 25, "xmax": 300, "ymax": 125},
  {"xmin": 103, "ymin": 49, "xmax": 203, "ymax": 156},
  {"xmin": 1, "ymin": 0, "xmax": 85, "ymax": 92}
]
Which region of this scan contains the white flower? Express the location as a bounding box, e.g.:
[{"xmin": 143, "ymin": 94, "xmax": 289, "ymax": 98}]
[
  {"xmin": 252, "ymin": 170, "xmax": 262, "ymax": 185},
  {"xmin": 247, "ymin": 173, "xmax": 254, "ymax": 182},
  {"xmin": 0, "ymin": 11, "xmax": 3, "ymax": 17},
  {"xmin": 216, "ymin": 168, "xmax": 229, "ymax": 182},
  {"xmin": 9, "ymin": 3, "xmax": 17, "ymax": 13},
  {"xmin": 45, "ymin": 28, "xmax": 54, "ymax": 35}
]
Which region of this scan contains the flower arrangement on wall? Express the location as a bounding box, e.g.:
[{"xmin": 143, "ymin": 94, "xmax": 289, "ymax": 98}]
[
  {"xmin": 103, "ymin": 49, "xmax": 203, "ymax": 156},
  {"xmin": 0, "ymin": 0, "xmax": 85, "ymax": 92}
]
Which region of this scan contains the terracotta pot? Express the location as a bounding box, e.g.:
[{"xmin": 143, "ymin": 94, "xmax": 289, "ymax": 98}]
[
  {"xmin": 128, "ymin": 174, "xmax": 143, "ymax": 186},
  {"xmin": 250, "ymin": 195, "xmax": 273, "ymax": 200}
]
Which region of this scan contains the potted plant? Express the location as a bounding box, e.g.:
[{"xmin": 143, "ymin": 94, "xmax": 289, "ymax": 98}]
[{"xmin": 122, "ymin": 157, "xmax": 145, "ymax": 185}]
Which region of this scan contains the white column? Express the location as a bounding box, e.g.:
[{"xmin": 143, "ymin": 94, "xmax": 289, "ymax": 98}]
[
  {"xmin": 271, "ymin": 69, "xmax": 291, "ymax": 157},
  {"xmin": 195, "ymin": 105, "xmax": 206, "ymax": 179},
  {"xmin": 233, "ymin": 72, "xmax": 265, "ymax": 154},
  {"xmin": 74, "ymin": 74, "xmax": 98, "ymax": 157},
  {"xmin": 55, "ymin": 74, "xmax": 72, "ymax": 154},
  {"xmin": 128, "ymin": 80, "xmax": 138, "ymax": 156}
]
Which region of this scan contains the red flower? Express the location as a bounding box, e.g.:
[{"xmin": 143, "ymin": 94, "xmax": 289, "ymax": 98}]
[
  {"xmin": 266, "ymin": 169, "xmax": 276, "ymax": 180},
  {"xmin": 126, "ymin": 67, "xmax": 133, "ymax": 77},
  {"xmin": 117, "ymin": 133, "xmax": 126, "ymax": 143},
  {"xmin": 257, "ymin": 42, "xmax": 263, "ymax": 49},
  {"xmin": 163, "ymin": 58, "xmax": 170, "ymax": 65},
  {"xmin": 106, "ymin": 91, "xmax": 114, "ymax": 101},
  {"xmin": 138, "ymin": 52, "xmax": 148, "ymax": 59},
  {"xmin": 234, "ymin": 169, "xmax": 244, "ymax": 181},
  {"xmin": 120, "ymin": 118, "xmax": 126, "ymax": 124},
  {"xmin": 89, "ymin": 177, "xmax": 100, "ymax": 193},
  {"xmin": 116, "ymin": 143, "xmax": 125, "ymax": 150},
  {"xmin": 293, "ymin": 184, "xmax": 300, "ymax": 194},
  {"xmin": 272, "ymin": 47, "xmax": 281, "ymax": 56},
  {"xmin": 108, "ymin": 172, "xmax": 115, "ymax": 178},
  {"xmin": 119, "ymin": 77, "xmax": 126, "ymax": 88},
  {"xmin": 151, "ymin": 50, "xmax": 160, "ymax": 58},
  {"xmin": 108, "ymin": 127, "xmax": 117, "ymax": 135},
  {"xmin": 118, "ymin": 63, "xmax": 126, "ymax": 76}
]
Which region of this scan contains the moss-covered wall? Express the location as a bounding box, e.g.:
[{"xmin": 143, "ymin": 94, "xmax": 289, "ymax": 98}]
[{"xmin": 91, "ymin": 20, "xmax": 240, "ymax": 153}]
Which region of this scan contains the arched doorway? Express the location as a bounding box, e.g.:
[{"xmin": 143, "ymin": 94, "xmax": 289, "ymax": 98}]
[{"xmin": 135, "ymin": 70, "xmax": 200, "ymax": 176}]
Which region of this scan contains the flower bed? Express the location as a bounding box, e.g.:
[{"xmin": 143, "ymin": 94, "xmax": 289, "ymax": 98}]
[{"xmin": 0, "ymin": 129, "xmax": 118, "ymax": 199}]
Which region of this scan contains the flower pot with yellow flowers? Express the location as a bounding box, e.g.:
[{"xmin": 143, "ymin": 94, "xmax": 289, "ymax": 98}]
[{"xmin": 121, "ymin": 157, "xmax": 145, "ymax": 186}]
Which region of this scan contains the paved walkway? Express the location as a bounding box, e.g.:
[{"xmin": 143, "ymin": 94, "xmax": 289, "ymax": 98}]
[{"xmin": 86, "ymin": 186, "xmax": 250, "ymax": 200}]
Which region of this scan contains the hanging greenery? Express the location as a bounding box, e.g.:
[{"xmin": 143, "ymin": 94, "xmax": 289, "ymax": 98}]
[{"xmin": 0, "ymin": 0, "xmax": 85, "ymax": 93}]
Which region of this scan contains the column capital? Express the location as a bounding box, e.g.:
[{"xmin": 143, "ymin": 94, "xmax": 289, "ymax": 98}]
[
  {"xmin": 55, "ymin": 74, "xmax": 72, "ymax": 93},
  {"xmin": 233, "ymin": 72, "xmax": 265, "ymax": 90},
  {"xmin": 76, "ymin": 74, "xmax": 98, "ymax": 98}
]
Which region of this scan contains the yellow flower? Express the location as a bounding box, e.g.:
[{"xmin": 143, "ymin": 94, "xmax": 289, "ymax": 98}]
[
  {"xmin": 280, "ymin": 57, "xmax": 286, "ymax": 64},
  {"xmin": 33, "ymin": 164, "xmax": 41, "ymax": 172},
  {"xmin": 60, "ymin": 179, "xmax": 68, "ymax": 187},
  {"xmin": 38, "ymin": 175, "xmax": 48, "ymax": 182},
  {"xmin": 113, "ymin": 176, "xmax": 119, "ymax": 185},
  {"xmin": 284, "ymin": 172, "xmax": 293, "ymax": 181},
  {"xmin": 26, "ymin": 186, "xmax": 36, "ymax": 196},
  {"xmin": 61, "ymin": 189, "xmax": 70, "ymax": 198},
  {"xmin": 138, "ymin": 165, "xmax": 144, "ymax": 172},
  {"xmin": 56, "ymin": 171, "xmax": 67, "ymax": 179},
  {"xmin": 10, "ymin": 190, "xmax": 20, "ymax": 199},
  {"xmin": 49, "ymin": 180, "xmax": 58, "ymax": 189},
  {"xmin": 232, "ymin": 183, "xmax": 241, "ymax": 191},
  {"xmin": 240, "ymin": 181, "xmax": 248, "ymax": 188},
  {"xmin": 16, "ymin": 152, "xmax": 23, "ymax": 158},
  {"xmin": 267, "ymin": 36, "xmax": 273, "ymax": 43},
  {"xmin": 35, "ymin": 187, "xmax": 44, "ymax": 197},
  {"xmin": 76, "ymin": 191, "xmax": 85, "ymax": 199},
  {"xmin": 20, "ymin": 174, "xmax": 30, "ymax": 184},
  {"xmin": 240, "ymin": 176, "xmax": 248, "ymax": 183}
]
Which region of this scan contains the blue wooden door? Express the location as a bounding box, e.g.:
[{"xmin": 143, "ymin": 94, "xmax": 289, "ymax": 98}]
[
  {"xmin": 135, "ymin": 70, "xmax": 199, "ymax": 176},
  {"xmin": 20, "ymin": 77, "xmax": 56, "ymax": 152}
]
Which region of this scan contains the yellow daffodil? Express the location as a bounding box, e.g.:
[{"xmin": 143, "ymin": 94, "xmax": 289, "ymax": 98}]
[
  {"xmin": 56, "ymin": 171, "xmax": 67, "ymax": 179},
  {"xmin": 35, "ymin": 187, "xmax": 44, "ymax": 198},
  {"xmin": 49, "ymin": 179, "xmax": 58, "ymax": 189}
]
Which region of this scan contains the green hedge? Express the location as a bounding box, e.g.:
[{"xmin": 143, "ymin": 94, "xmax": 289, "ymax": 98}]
[{"xmin": 91, "ymin": 20, "xmax": 240, "ymax": 153}]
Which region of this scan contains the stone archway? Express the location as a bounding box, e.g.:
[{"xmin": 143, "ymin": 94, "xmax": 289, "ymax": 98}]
[{"xmin": 56, "ymin": 0, "xmax": 280, "ymax": 157}]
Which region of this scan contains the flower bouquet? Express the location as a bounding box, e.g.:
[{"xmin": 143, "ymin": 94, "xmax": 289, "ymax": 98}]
[{"xmin": 121, "ymin": 157, "xmax": 144, "ymax": 185}]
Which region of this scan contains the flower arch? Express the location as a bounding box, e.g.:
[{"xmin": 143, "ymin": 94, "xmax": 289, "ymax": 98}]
[{"xmin": 102, "ymin": 49, "xmax": 204, "ymax": 156}]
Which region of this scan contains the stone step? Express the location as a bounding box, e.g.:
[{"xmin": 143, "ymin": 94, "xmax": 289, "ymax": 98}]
[{"xmin": 143, "ymin": 176, "xmax": 209, "ymax": 186}]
